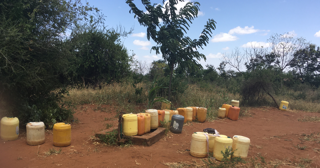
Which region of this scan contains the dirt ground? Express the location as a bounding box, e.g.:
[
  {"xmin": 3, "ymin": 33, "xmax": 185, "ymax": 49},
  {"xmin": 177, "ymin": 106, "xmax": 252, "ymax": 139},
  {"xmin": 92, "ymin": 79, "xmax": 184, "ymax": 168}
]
[{"xmin": 1, "ymin": 105, "xmax": 320, "ymax": 168}]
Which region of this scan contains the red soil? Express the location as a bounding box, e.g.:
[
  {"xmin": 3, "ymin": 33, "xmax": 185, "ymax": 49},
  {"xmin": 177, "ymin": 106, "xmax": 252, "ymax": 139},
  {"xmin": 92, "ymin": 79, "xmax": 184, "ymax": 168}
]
[{"xmin": 1, "ymin": 105, "xmax": 320, "ymax": 168}]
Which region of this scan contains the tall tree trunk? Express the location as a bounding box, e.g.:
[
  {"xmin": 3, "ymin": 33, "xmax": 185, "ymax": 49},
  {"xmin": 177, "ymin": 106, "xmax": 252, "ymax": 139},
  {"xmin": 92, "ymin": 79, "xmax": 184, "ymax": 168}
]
[
  {"xmin": 168, "ymin": 65, "xmax": 174, "ymax": 101},
  {"xmin": 82, "ymin": 77, "xmax": 85, "ymax": 88},
  {"xmin": 261, "ymin": 85, "xmax": 278, "ymax": 107}
]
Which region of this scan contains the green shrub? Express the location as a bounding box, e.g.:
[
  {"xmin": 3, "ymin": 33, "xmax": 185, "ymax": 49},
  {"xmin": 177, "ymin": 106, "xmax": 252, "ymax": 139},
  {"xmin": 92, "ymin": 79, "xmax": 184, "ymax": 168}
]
[{"xmin": 203, "ymin": 147, "xmax": 245, "ymax": 168}]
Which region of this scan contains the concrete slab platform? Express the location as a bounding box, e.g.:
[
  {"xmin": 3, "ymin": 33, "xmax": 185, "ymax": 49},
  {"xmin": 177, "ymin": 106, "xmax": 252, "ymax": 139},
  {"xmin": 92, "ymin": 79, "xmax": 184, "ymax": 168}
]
[
  {"xmin": 128, "ymin": 127, "xmax": 166, "ymax": 146},
  {"xmin": 95, "ymin": 127, "xmax": 166, "ymax": 146}
]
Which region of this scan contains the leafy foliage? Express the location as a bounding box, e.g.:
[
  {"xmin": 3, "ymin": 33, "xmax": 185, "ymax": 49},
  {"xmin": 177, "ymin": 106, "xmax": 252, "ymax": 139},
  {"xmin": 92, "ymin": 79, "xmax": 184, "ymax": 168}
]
[
  {"xmin": 289, "ymin": 44, "xmax": 320, "ymax": 87},
  {"xmin": 0, "ymin": 0, "xmax": 98, "ymax": 126},
  {"xmin": 147, "ymin": 80, "xmax": 170, "ymax": 108},
  {"xmin": 241, "ymin": 68, "xmax": 283, "ymax": 107},
  {"xmin": 68, "ymin": 27, "xmax": 133, "ymax": 87},
  {"xmin": 126, "ymin": 0, "xmax": 216, "ymax": 100},
  {"xmin": 203, "ymin": 147, "xmax": 245, "ymax": 168}
]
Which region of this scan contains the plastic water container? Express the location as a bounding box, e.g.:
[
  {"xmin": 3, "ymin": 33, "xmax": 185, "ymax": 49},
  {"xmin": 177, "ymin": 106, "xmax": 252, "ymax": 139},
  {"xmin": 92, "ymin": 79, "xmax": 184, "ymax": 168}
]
[
  {"xmin": 214, "ymin": 136, "xmax": 233, "ymax": 161},
  {"xmin": 197, "ymin": 107, "xmax": 207, "ymax": 123},
  {"xmin": 207, "ymin": 134, "xmax": 227, "ymax": 153},
  {"xmin": 177, "ymin": 108, "xmax": 187, "ymax": 123},
  {"xmin": 138, "ymin": 113, "xmax": 151, "ymax": 133},
  {"xmin": 231, "ymin": 100, "xmax": 240, "ymax": 107},
  {"xmin": 190, "ymin": 132, "xmax": 207, "ymax": 158},
  {"xmin": 1, "ymin": 117, "xmax": 19, "ymax": 141},
  {"xmin": 26, "ymin": 122, "xmax": 45, "ymax": 145},
  {"xmin": 186, "ymin": 107, "xmax": 193, "ymax": 122},
  {"xmin": 169, "ymin": 110, "xmax": 178, "ymax": 121},
  {"xmin": 228, "ymin": 106, "xmax": 240, "ymax": 121},
  {"xmin": 232, "ymin": 135, "xmax": 250, "ymax": 158},
  {"xmin": 164, "ymin": 110, "xmax": 170, "ymax": 123},
  {"xmin": 222, "ymin": 104, "xmax": 232, "ymax": 117},
  {"xmin": 122, "ymin": 113, "xmax": 138, "ymax": 136},
  {"xmin": 53, "ymin": 123, "xmax": 71, "ymax": 147},
  {"xmin": 218, "ymin": 108, "xmax": 226, "ymax": 118},
  {"xmin": 161, "ymin": 102, "xmax": 171, "ymax": 110},
  {"xmin": 170, "ymin": 115, "xmax": 184, "ymax": 134},
  {"xmin": 190, "ymin": 107, "xmax": 198, "ymax": 121},
  {"xmin": 137, "ymin": 114, "xmax": 145, "ymax": 136},
  {"xmin": 279, "ymin": 101, "xmax": 289, "ymax": 111},
  {"xmin": 146, "ymin": 109, "xmax": 158, "ymax": 129},
  {"xmin": 158, "ymin": 110, "xmax": 165, "ymax": 126}
]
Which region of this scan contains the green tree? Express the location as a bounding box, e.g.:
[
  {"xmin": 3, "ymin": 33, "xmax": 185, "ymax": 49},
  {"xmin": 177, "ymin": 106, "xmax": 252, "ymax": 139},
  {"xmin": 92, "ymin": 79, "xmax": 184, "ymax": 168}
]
[
  {"xmin": 289, "ymin": 44, "xmax": 320, "ymax": 86},
  {"xmin": 148, "ymin": 60, "xmax": 168, "ymax": 80},
  {"xmin": 0, "ymin": 0, "xmax": 98, "ymax": 126},
  {"xmin": 203, "ymin": 65, "xmax": 219, "ymax": 82},
  {"xmin": 68, "ymin": 27, "xmax": 133, "ymax": 88},
  {"xmin": 126, "ymin": 0, "xmax": 216, "ymax": 101}
]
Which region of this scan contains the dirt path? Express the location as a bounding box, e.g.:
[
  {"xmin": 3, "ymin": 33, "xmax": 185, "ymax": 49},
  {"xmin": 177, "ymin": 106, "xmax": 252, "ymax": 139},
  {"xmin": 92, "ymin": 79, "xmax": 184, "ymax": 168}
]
[{"xmin": 1, "ymin": 105, "xmax": 320, "ymax": 168}]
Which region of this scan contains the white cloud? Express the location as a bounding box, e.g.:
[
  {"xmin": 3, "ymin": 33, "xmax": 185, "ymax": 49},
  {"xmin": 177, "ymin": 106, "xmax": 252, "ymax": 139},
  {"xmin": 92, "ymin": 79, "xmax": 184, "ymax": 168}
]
[
  {"xmin": 144, "ymin": 55, "xmax": 160, "ymax": 60},
  {"xmin": 242, "ymin": 41, "xmax": 272, "ymax": 48},
  {"xmin": 208, "ymin": 53, "xmax": 224, "ymax": 58},
  {"xmin": 315, "ymin": 30, "xmax": 320, "ymax": 37},
  {"xmin": 215, "ymin": 8, "xmax": 220, "ymax": 11},
  {"xmin": 132, "ymin": 32, "xmax": 146, "ymax": 38},
  {"xmin": 222, "ymin": 47, "xmax": 229, "ymax": 50},
  {"xmin": 281, "ymin": 31, "xmax": 296, "ymax": 38},
  {"xmin": 211, "ymin": 33, "xmax": 238, "ymax": 42},
  {"xmin": 229, "ymin": 26, "xmax": 259, "ymax": 35},
  {"xmin": 261, "ymin": 30, "xmax": 270, "ymax": 36},
  {"xmin": 152, "ymin": 55, "xmax": 160, "ymax": 59},
  {"xmin": 198, "ymin": 11, "xmax": 204, "ymax": 16},
  {"xmin": 133, "ymin": 40, "xmax": 151, "ymax": 50}
]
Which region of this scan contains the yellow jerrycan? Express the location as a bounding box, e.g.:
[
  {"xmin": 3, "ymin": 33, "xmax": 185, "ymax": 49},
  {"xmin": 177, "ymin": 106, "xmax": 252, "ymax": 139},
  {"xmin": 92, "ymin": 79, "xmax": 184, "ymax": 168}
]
[
  {"xmin": 1, "ymin": 117, "xmax": 19, "ymax": 141},
  {"xmin": 53, "ymin": 123, "xmax": 71, "ymax": 147},
  {"xmin": 122, "ymin": 113, "xmax": 138, "ymax": 136},
  {"xmin": 279, "ymin": 101, "xmax": 289, "ymax": 111},
  {"xmin": 213, "ymin": 136, "xmax": 233, "ymax": 161},
  {"xmin": 232, "ymin": 135, "xmax": 250, "ymax": 158}
]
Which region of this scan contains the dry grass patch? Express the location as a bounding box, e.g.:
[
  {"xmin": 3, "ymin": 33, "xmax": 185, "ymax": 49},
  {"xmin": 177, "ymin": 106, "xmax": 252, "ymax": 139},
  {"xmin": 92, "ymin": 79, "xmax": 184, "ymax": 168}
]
[
  {"xmin": 298, "ymin": 116, "xmax": 320, "ymax": 122},
  {"xmin": 163, "ymin": 160, "xmax": 206, "ymax": 168}
]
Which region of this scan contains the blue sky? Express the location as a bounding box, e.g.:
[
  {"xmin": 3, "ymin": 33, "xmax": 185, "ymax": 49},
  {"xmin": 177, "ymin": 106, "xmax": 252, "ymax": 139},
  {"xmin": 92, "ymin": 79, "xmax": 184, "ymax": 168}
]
[{"xmin": 82, "ymin": 0, "xmax": 320, "ymax": 70}]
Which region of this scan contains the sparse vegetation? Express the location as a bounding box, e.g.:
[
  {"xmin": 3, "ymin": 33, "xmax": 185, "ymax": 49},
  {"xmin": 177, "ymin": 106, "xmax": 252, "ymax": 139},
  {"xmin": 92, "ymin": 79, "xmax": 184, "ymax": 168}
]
[
  {"xmin": 298, "ymin": 116, "xmax": 320, "ymax": 122},
  {"xmin": 98, "ymin": 130, "xmax": 118, "ymax": 146},
  {"xmin": 45, "ymin": 148, "xmax": 62, "ymax": 156},
  {"xmin": 105, "ymin": 123, "xmax": 113, "ymax": 129},
  {"xmin": 203, "ymin": 148, "xmax": 245, "ymax": 168},
  {"xmin": 296, "ymin": 144, "xmax": 307, "ymax": 150}
]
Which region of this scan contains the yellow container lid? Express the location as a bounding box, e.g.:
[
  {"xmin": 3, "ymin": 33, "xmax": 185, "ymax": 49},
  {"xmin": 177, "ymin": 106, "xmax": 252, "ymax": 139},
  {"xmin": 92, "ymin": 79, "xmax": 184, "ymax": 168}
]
[
  {"xmin": 215, "ymin": 136, "xmax": 233, "ymax": 143},
  {"xmin": 281, "ymin": 101, "xmax": 289, "ymax": 104},
  {"xmin": 231, "ymin": 100, "xmax": 239, "ymax": 103},
  {"xmin": 54, "ymin": 123, "xmax": 71, "ymax": 129},
  {"xmin": 122, "ymin": 113, "xmax": 138, "ymax": 120},
  {"xmin": 219, "ymin": 108, "xmax": 226, "ymax": 111},
  {"xmin": 233, "ymin": 135, "xmax": 250, "ymax": 143},
  {"xmin": 192, "ymin": 132, "xmax": 207, "ymax": 141},
  {"xmin": 1, "ymin": 117, "xmax": 19, "ymax": 124}
]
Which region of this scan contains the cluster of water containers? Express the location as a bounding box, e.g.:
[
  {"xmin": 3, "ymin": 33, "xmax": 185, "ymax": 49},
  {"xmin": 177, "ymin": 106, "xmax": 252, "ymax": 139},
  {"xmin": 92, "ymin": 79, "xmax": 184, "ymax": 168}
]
[
  {"xmin": 217, "ymin": 100, "xmax": 240, "ymax": 120},
  {"xmin": 0, "ymin": 117, "xmax": 71, "ymax": 147},
  {"xmin": 123, "ymin": 106, "xmax": 207, "ymax": 136},
  {"xmin": 190, "ymin": 131, "xmax": 250, "ymax": 160}
]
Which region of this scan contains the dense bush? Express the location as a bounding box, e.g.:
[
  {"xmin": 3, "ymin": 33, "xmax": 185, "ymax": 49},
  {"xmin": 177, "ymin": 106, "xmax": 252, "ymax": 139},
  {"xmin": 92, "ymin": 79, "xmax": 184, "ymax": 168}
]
[
  {"xmin": 67, "ymin": 27, "xmax": 133, "ymax": 88},
  {"xmin": 0, "ymin": 0, "xmax": 98, "ymax": 126},
  {"xmin": 241, "ymin": 68, "xmax": 283, "ymax": 106}
]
